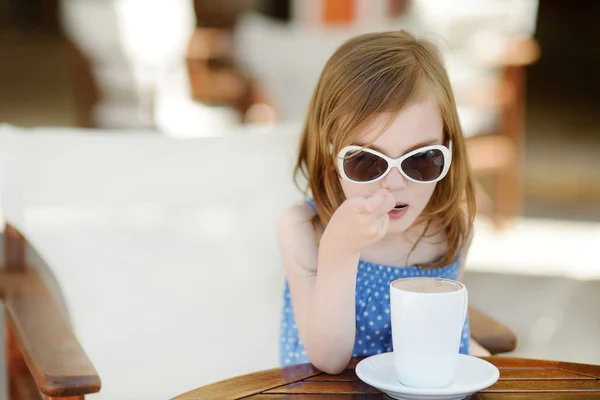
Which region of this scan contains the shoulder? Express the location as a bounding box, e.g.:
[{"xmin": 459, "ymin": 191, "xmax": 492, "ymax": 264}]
[
  {"xmin": 276, "ymin": 202, "xmax": 320, "ymax": 273},
  {"xmin": 457, "ymin": 209, "xmax": 475, "ymax": 278},
  {"xmin": 276, "ymin": 202, "xmax": 317, "ymax": 233},
  {"xmin": 461, "ymin": 209, "xmax": 475, "ymax": 252}
]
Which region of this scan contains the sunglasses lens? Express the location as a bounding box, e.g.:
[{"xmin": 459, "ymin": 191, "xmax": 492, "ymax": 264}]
[
  {"xmin": 343, "ymin": 150, "xmax": 389, "ymax": 182},
  {"xmin": 401, "ymin": 149, "xmax": 445, "ymax": 182}
]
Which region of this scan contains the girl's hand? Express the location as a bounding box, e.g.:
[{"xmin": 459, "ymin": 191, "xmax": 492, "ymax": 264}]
[{"xmin": 323, "ymin": 188, "xmax": 396, "ymax": 254}]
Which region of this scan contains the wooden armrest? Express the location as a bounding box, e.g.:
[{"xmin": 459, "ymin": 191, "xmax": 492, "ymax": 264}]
[
  {"xmin": 0, "ymin": 267, "xmax": 101, "ymax": 398},
  {"xmin": 469, "ymin": 306, "xmax": 518, "ymax": 355},
  {"xmin": 467, "ymin": 135, "xmax": 518, "ymax": 173}
]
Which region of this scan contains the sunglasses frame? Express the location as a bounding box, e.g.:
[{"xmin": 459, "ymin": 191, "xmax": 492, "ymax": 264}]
[{"xmin": 336, "ymin": 140, "xmax": 453, "ymax": 184}]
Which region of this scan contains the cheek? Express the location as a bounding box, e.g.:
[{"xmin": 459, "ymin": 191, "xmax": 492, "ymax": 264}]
[{"xmin": 412, "ymin": 183, "xmax": 437, "ymax": 206}]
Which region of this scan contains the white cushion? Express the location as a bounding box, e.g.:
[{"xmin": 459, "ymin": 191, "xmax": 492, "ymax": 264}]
[{"xmin": 0, "ymin": 123, "xmax": 304, "ymax": 400}]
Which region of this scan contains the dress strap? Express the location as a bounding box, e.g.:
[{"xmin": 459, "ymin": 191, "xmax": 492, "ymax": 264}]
[{"xmin": 304, "ymin": 198, "xmax": 317, "ymax": 212}]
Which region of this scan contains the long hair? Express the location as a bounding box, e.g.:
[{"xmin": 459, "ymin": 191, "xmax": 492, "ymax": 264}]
[{"xmin": 294, "ymin": 30, "xmax": 475, "ymax": 268}]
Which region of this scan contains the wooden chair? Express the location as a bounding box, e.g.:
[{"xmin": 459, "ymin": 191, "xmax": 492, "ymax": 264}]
[
  {"xmin": 0, "ymin": 224, "xmax": 100, "ymax": 400},
  {"xmin": 0, "ymin": 126, "xmax": 516, "ymax": 399},
  {"xmin": 1, "ymin": 230, "xmax": 514, "ymax": 400},
  {"xmin": 465, "ymin": 36, "xmax": 541, "ymax": 227}
]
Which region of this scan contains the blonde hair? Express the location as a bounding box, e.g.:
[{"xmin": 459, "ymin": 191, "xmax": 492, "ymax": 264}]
[{"xmin": 294, "ymin": 30, "xmax": 475, "ymax": 268}]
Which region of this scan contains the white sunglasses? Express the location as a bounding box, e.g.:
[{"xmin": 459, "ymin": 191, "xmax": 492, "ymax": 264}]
[{"xmin": 336, "ymin": 141, "xmax": 453, "ymax": 184}]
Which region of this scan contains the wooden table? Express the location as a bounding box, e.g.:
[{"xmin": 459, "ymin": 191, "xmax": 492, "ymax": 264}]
[{"xmin": 172, "ymin": 356, "xmax": 600, "ymax": 399}]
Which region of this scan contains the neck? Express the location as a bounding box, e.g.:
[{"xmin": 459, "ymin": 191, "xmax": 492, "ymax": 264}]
[
  {"xmin": 385, "ymin": 218, "xmax": 431, "ymax": 243},
  {"xmin": 359, "ymin": 218, "xmax": 444, "ymax": 267}
]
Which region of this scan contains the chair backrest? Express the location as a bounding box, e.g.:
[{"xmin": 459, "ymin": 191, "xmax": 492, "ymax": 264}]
[{"xmin": 0, "ymin": 123, "xmax": 304, "ymax": 400}]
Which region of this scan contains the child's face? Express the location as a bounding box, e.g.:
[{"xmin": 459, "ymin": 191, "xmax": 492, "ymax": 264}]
[{"xmin": 339, "ymin": 98, "xmax": 444, "ymax": 234}]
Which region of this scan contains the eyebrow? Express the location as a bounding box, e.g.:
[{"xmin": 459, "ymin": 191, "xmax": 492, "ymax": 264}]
[{"xmin": 356, "ymin": 138, "xmax": 441, "ymax": 155}]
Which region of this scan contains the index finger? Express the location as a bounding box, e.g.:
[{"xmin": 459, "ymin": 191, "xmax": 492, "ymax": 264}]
[{"xmin": 361, "ymin": 189, "xmax": 396, "ymax": 216}]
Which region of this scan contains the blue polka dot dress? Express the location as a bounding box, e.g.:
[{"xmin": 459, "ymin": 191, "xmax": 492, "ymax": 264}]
[{"xmin": 279, "ymin": 201, "xmax": 470, "ymax": 366}]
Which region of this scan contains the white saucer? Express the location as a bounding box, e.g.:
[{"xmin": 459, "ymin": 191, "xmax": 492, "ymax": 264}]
[{"xmin": 355, "ymin": 353, "xmax": 499, "ymax": 400}]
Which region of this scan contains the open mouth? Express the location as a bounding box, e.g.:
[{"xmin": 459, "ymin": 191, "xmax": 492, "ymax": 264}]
[{"xmin": 393, "ymin": 203, "xmax": 408, "ymax": 210}]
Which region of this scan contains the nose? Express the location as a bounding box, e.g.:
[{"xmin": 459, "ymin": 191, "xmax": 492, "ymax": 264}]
[{"xmin": 380, "ymin": 166, "xmax": 408, "ymax": 190}]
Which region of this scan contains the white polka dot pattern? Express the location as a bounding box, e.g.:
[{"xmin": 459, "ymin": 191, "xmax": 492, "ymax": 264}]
[
  {"xmin": 278, "ymin": 199, "xmax": 471, "ymax": 366},
  {"xmin": 279, "ymin": 258, "xmax": 470, "ymax": 366}
]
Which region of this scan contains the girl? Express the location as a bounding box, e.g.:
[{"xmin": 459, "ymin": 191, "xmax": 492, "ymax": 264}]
[{"xmin": 277, "ymin": 30, "xmax": 487, "ymax": 374}]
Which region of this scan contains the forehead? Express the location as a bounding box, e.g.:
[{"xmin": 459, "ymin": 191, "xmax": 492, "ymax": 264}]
[{"xmin": 357, "ymin": 99, "xmax": 443, "ymax": 157}]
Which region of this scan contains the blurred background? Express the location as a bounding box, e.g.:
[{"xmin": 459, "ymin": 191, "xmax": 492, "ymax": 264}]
[
  {"xmin": 1, "ymin": 0, "xmax": 598, "ymax": 219},
  {"xmin": 0, "ymin": 0, "xmax": 599, "ymax": 398}
]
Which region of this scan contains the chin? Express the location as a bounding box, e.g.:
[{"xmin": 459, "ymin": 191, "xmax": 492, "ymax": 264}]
[{"xmin": 386, "ymin": 217, "xmax": 415, "ymax": 234}]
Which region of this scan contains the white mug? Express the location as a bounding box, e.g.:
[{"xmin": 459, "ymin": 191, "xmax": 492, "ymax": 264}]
[{"xmin": 390, "ymin": 277, "xmax": 468, "ymax": 388}]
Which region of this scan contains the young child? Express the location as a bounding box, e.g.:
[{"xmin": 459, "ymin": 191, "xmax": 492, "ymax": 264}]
[{"xmin": 277, "ymin": 30, "xmax": 487, "ymax": 374}]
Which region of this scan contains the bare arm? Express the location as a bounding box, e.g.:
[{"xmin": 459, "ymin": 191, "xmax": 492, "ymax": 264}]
[
  {"xmin": 277, "ymin": 190, "xmax": 395, "ymax": 374},
  {"xmin": 277, "ymin": 204, "xmax": 359, "ymax": 374}
]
